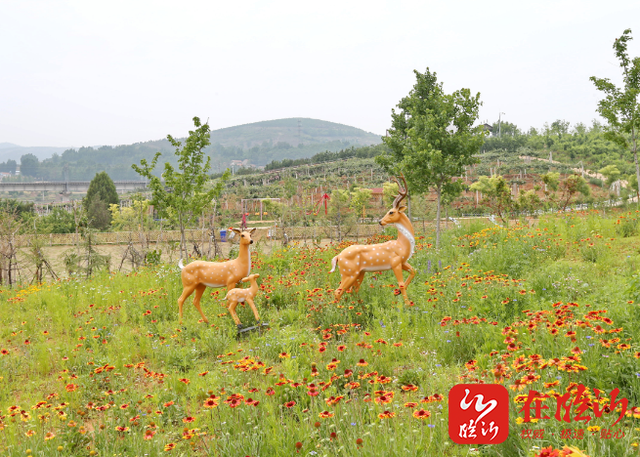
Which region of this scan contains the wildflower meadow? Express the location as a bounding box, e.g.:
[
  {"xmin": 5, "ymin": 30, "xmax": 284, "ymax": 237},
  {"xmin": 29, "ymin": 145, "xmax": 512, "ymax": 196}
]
[{"xmin": 1, "ymin": 210, "xmax": 639, "ymax": 456}]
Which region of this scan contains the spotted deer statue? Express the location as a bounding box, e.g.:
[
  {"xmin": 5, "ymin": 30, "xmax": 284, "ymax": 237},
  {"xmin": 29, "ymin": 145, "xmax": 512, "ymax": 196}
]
[
  {"xmin": 178, "ymin": 227, "xmax": 256, "ymax": 324},
  {"xmin": 329, "ymin": 175, "xmax": 416, "ymax": 305},
  {"xmin": 224, "ymin": 273, "xmax": 261, "ymax": 329}
]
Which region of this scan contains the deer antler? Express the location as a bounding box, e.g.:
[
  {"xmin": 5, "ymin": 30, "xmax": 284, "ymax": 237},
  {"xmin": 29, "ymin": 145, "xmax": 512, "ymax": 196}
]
[{"xmin": 392, "ymin": 174, "xmax": 408, "ymax": 209}]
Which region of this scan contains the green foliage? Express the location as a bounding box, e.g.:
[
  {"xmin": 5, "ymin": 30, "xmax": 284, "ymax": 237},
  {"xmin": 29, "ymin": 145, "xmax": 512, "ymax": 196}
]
[
  {"xmin": 83, "ymin": 172, "xmax": 119, "ymax": 230},
  {"xmin": 382, "ymin": 181, "xmax": 398, "ymax": 207},
  {"xmin": 264, "ymin": 143, "xmax": 388, "ymax": 171},
  {"xmin": 109, "ymin": 198, "xmax": 152, "ymax": 231},
  {"xmin": 0, "ymin": 159, "xmax": 17, "ymax": 174},
  {"xmin": 542, "ymin": 172, "xmax": 560, "ymax": 191},
  {"xmin": 590, "ymin": 28, "xmax": 640, "ymax": 197},
  {"xmin": 19, "ymin": 153, "xmax": 39, "ymax": 177},
  {"xmin": 0, "ymin": 198, "xmax": 34, "ymax": 218},
  {"xmin": 37, "ymin": 207, "xmax": 76, "ymax": 234},
  {"xmin": 349, "ymin": 187, "xmax": 372, "ymax": 217},
  {"xmin": 599, "ymin": 164, "xmax": 621, "ymax": 186},
  {"xmin": 377, "ymin": 68, "xmax": 485, "ymax": 247},
  {"xmin": 469, "ymin": 175, "xmax": 513, "ymax": 223},
  {"xmin": 1, "ymin": 211, "xmax": 640, "ymax": 456},
  {"xmin": 132, "ymin": 117, "xmax": 230, "ymax": 258}
]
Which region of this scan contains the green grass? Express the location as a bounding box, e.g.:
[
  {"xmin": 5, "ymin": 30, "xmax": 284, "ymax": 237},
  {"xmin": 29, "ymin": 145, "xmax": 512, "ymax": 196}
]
[{"xmin": 0, "ymin": 210, "xmax": 639, "ymax": 456}]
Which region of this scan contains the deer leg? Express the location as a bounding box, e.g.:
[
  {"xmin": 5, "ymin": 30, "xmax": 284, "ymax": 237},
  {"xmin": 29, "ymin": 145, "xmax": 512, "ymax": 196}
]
[
  {"xmin": 246, "ymin": 297, "xmax": 260, "ymax": 322},
  {"xmin": 178, "ymin": 284, "xmax": 197, "ymax": 324},
  {"xmin": 192, "ymin": 284, "xmax": 209, "ymax": 323},
  {"xmin": 402, "ymin": 262, "xmax": 416, "ymax": 287},
  {"xmin": 392, "ymin": 263, "xmax": 411, "ymax": 306},
  {"xmin": 228, "ymin": 300, "xmax": 242, "ymax": 325},
  {"xmin": 335, "ymin": 275, "xmax": 357, "ymax": 302},
  {"xmin": 352, "ymin": 271, "xmax": 366, "ymax": 293}
]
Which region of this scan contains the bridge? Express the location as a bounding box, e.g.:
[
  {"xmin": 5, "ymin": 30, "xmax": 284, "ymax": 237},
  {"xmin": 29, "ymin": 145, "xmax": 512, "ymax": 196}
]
[{"xmin": 0, "ymin": 180, "xmax": 149, "ymax": 194}]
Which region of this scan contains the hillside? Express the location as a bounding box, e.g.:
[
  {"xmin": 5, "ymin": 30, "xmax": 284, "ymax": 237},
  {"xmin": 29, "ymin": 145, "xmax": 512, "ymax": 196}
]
[
  {"xmin": 0, "ymin": 143, "xmax": 68, "ymax": 163},
  {"xmin": 0, "ymin": 119, "xmax": 382, "ymax": 181},
  {"xmin": 209, "ymin": 118, "xmax": 381, "ymax": 148}
]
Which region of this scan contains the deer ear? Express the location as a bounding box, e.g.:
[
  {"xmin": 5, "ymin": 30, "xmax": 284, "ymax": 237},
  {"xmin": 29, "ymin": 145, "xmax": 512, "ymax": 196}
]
[
  {"xmin": 398, "ymin": 205, "xmax": 408, "ymax": 213},
  {"xmin": 249, "ymin": 227, "xmax": 257, "ymax": 234},
  {"xmin": 231, "ymin": 228, "xmax": 241, "ymax": 234}
]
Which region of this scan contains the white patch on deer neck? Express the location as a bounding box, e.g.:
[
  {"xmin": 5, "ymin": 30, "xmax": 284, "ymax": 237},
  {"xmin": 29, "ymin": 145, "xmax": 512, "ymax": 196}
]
[
  {"xmin": 394, "ymin": 223, "xmax": 415, "ymax": 260},
  {"xmin": 247, "ymin": 248, "xmax": 252, "ymax": 276}
]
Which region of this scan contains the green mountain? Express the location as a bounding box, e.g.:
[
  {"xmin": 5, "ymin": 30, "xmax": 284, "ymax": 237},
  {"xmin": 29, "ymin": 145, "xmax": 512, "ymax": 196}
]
[
  {"xmin": 0, "ymin": 119, "xmax": 382, "ymax": 181},
  {"xmin": 209, "ymin": 118, "xmax": 381, "ymax": 148}
]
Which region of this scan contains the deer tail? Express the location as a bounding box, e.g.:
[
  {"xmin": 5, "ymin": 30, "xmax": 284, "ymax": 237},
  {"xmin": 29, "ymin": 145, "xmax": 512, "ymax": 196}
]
[
  {"xmin": 329, "ymin": 255, "xmax": 339, "ymax": 273},
  {"xmin": 178, "ymin": 259, "xmax": 185, "ymax": 270}
]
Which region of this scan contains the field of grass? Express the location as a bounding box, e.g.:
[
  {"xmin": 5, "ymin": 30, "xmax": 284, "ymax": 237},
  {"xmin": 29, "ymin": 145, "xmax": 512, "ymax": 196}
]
[{"xmin": 1, "ymin": 210, "xmax": 640, "ymax": 456}]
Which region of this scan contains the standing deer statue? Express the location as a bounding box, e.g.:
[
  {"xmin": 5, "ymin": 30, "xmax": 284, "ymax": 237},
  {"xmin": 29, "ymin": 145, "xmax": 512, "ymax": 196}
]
[
  {"xmin": 224, "ymin": 273, "xmax": 261, "ymax": 329},
  {"xmin": 329, "ymin": 175, "xmax": 416, "ymax": 306},
  {"xmin": 178, "ymin": 227, "xmax": 256, "ymax": 324}
]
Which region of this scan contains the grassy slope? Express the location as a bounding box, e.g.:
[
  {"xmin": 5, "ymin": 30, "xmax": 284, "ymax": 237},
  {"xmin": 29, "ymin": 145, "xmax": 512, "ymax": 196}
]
[{"xmin": 0, "ymin": 211, "xmax": 639, "ymax": 456}]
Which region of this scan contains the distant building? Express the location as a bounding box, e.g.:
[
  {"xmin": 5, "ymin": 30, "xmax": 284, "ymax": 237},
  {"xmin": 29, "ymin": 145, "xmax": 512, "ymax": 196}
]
[
  {"xmin": 0, "ymin": 172, "xmax": 11, "ymax": 181},
  {"xmin": 370, "ymin": 187, "xmax": 384, "ymax": 207}
]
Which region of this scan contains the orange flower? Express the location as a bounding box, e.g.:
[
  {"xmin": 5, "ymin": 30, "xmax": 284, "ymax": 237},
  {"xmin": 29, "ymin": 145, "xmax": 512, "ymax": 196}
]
[
  {"xmin": 404, "ymin": 402, "xmax": 418, "ymax": 408},
  {"xmin": 279, "ymin": 352, "xmax": 290, "ymax": 359},
  {"xmin": 318, "ymin": 411, "xmax": 334, "ymax": 418},
  {"xmin": 401, "ymin": 384, "xmax": 419, "ymax": 392},
  {"xmin": 163, "ymin": 401, "xmax": 174, "ymax": 407},
  {"xmin": 65, "ymin": 384, "xmax": 78, "ymax": 392},
  {"xmin": 203, "ymin": 399, "xmax": 218, "ymax": 409},
  {"xmin": 182, "ymin": 416, "xmax": 195, "ymax": 423},
  {"xmin": 357, "ymin": 359, "xmax": 368, "ymax": 367},
  {"xmin": 378, "ymin": 410, "xmax": 396, "ymax": 419},
  {"xmin": 284, "ymin": 401, "xmax": 296, "ymax": 408},
  {"xmin": 413, "ymin": 409, "xmax": 431, "ymax": 420}
]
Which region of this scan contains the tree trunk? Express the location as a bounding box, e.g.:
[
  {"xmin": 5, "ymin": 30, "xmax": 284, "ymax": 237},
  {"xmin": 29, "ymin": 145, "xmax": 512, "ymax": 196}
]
[
  {"xmin": 435, "ymin": 185, "xmax": 442, "ymax": 249},
  {"xmin": 633, "ymin": 127, "xmax": 639, "ymax": 208},
  {"xmin": 178, "ymin": 213, "xmax": 187, "ymax": 260}
]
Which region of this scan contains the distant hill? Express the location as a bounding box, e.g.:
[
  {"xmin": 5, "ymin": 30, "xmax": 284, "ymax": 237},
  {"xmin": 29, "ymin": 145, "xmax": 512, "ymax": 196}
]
[
  {"xmin": 209, "ymin": 118, "xmax": 381, "ymax": 149},
  {"xmin": 0, "ymin": 143, "xmax": 68, "ymax": 163},
  {"xmin": 0, "ymin": 118, "xmax": 382, "ymax": 181}
]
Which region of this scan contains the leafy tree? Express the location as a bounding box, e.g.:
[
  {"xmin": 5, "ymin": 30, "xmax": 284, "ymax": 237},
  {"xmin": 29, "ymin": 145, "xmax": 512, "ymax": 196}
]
[
  {"xmin": 628, "ymin": 173, "xmax": 639, "ymax": 200},
  {"xmin": 109, "ymin": 198, "xmax": 152, "ymax": 232},
  {"xmin": 377, "ymin": 68, "xmax": 485, "ymax": 248},
  {"xmin": 0, "ymin": 159, "xmax": 17, "ymax": 174},
  {"xmin": 0, "ymin": 199, "xmax": 34, "ymax": 219},
  {"xmin": 599, "ymin": 165, "xmax": 622, "ymax": 187},
  {"xmin": 132, "ymin": 117, "xmax": 230, "ymax": 259},
  {"xmin": 20, "ymin": 154, "xmax": 39, "ymax": 177},
  {"xmin": 326, "ymin": 189, "xmax": 355, "ymax": 242},
  {"xmin": 37, "ymin": 207, "xmax": 76, "ymax": 234},
  {"xmin": 382, "ymin": 181, "xmax": 399, "ymax": 207},
  {"xmin": 543, "ymin": 174, "xmax": 590, "ymax": 211},
  {"xmin": 470, "ymin": 175, "xmax": 514, "ymax": 224},
  {"xmin": 350, "ymin": 187, "xmax": 372, "ymax": 218},
  {"xmin": 83, "ymin": 172, "xmax": 119, "ymax": 230},
  {"xmin": 590, "ymin": 29, "xmax": 640, "ymax": 199}
]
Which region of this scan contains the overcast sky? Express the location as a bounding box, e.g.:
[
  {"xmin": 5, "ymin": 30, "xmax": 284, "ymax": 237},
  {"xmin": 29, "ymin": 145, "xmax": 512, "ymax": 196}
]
[{"xmin": 1, "ymin": 0, "xmax": 639, "ymax": 148}]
